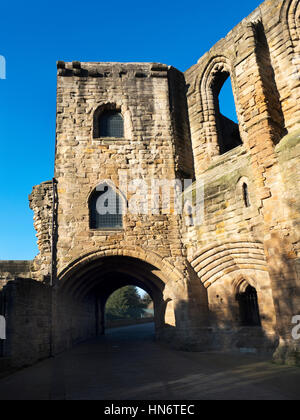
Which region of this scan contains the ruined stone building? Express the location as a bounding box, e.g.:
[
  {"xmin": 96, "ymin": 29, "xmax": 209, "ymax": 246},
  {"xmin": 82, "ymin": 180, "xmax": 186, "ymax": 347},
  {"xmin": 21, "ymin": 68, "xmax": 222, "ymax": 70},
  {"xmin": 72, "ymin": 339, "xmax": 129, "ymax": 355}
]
[{"xmin": 0, "ymin": 0, "xmax": 299, "ymax": 368}]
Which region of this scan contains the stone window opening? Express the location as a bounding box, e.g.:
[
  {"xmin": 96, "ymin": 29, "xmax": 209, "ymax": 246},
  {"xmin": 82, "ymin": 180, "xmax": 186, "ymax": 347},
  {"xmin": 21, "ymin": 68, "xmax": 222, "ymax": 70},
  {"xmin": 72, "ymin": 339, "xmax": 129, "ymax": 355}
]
[
  {"xmin": 89, "ymin": 183, "xmax": 124, "ymax": 230},
  {"xmin": 242, "ymin": 182, "xmax": 251, "ymax": 208},
  {"xmin": 211, "ymin": 71, "xmax": 243, "ymax": 155},
  {"xmin": 236, "ymin": 285, "xmax": 261, "ymax": 327},
  {"xmin": 93, "ymin": 105, "xmax": 124, "ymax": 139}
]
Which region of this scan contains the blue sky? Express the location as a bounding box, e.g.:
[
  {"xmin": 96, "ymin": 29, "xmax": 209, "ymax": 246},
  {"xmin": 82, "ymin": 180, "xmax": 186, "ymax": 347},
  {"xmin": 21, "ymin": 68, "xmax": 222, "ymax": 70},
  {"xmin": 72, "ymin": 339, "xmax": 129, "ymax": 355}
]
[{"xmin": 0, "ymin": 0, "xmax": 262, "ymax": 260}]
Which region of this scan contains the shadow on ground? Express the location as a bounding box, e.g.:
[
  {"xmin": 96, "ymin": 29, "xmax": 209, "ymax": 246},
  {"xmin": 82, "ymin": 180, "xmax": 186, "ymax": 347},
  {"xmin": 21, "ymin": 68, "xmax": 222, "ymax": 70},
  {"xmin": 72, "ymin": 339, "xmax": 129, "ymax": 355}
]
[{"xmin": 0, "ymin": 323, "xmax": 299, "ymax": 400}]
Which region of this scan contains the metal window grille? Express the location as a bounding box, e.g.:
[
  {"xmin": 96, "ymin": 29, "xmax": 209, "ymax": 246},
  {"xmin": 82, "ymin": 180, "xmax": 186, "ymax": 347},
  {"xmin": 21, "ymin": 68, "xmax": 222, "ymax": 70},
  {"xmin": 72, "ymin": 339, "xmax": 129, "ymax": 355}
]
[
  {"xmin": 99, "ymin": 111, "xmax": 124, "ymax": 138},
  {"xmin": 90, "ymin": 186, "xmax": 123, "ymax": 230}
]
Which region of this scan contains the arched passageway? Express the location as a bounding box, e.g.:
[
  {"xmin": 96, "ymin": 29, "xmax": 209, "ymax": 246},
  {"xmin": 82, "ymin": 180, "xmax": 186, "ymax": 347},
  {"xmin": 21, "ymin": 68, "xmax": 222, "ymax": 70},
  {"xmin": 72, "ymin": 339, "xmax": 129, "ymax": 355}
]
[{"xmin": 53, "ymin": 256, "xmax": 173, "ymax": 353}]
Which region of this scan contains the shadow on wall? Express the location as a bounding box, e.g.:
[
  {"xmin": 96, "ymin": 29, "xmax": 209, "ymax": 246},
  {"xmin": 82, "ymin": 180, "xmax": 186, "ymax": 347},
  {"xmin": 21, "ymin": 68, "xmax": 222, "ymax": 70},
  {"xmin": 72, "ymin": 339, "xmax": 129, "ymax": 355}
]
[
  {"xmin": 159, "ymin": 297, "xmax": 278, "ymax": 355},
  {"xmin": 262, "ymin": 155, "xmax": 300, "ymax": 365},
  {"xmin": 266, "ymin": 229, "xmax": 300, "ymax": 365}
]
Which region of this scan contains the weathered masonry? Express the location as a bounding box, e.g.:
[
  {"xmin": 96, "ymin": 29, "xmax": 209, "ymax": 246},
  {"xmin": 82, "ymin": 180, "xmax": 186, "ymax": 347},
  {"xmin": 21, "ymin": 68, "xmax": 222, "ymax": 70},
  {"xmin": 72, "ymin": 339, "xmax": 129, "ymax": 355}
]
[{"xmin": 1, "ymin": 0, "xmax": 299, "ymax": 368}]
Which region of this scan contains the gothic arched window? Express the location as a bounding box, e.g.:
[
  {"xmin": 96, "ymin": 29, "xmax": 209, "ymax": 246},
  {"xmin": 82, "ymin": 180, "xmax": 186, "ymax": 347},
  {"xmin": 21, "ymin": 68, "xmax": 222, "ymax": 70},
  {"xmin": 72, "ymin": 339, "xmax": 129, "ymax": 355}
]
[
  {"xmin": 89, "ymin": 184, "xmax": 123, "ymax": 230},
  {"xmin": 211, "ymin": 71, "xmax": 243, "ymax": 154}
]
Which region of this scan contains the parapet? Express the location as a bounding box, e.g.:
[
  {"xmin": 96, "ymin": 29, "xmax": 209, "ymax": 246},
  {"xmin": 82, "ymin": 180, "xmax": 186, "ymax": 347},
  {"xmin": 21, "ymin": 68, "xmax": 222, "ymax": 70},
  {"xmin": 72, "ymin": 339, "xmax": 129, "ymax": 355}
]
[{"xmin": 56, "ymin": 61, "xmax": 170, "ymax": 79}]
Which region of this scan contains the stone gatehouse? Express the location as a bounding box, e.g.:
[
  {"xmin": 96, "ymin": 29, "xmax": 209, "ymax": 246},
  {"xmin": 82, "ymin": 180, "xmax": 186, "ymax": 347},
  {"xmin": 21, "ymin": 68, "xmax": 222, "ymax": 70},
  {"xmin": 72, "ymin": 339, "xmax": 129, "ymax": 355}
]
[{"xmin": 1, "ymin": 0, "xmax": 300, "ymax": 368}]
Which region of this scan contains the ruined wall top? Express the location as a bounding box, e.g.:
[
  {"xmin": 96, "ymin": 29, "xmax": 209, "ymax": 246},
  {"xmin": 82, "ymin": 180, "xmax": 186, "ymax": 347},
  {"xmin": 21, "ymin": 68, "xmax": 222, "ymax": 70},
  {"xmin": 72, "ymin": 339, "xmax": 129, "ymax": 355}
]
[
  {"xmin": 56, "ymin": 61, "xmax": 171, "ymax": 79},
  {"xmin": 185, "ymin": 0, "xmax": 300, "ymax": 175}
]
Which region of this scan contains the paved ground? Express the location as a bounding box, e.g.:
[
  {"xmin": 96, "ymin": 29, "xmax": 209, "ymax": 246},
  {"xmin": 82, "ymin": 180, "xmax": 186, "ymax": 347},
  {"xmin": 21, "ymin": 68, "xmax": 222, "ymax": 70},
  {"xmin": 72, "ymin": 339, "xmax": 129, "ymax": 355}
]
[{"xmin": 0, "ymin": 323, "xmax": 299, "ymax": 400}]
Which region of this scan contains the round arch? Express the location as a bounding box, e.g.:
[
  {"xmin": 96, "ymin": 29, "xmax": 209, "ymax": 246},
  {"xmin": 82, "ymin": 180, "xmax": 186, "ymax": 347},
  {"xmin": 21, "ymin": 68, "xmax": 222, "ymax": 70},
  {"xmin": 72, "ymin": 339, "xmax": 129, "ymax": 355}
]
[
  {"xmin": 58, "ymin": 246, "xmax": 184, "ymax": 295},
  {"xmin": 60, "ymin": 256, "xmax": 165, "ymax": 302},
  {"xmin": 280, "ymin": 0, "xmax": 300, "ymax": 47},
  {"xmin": 53, "ymin": 248, "xmax": 187, "ymax": 345}
]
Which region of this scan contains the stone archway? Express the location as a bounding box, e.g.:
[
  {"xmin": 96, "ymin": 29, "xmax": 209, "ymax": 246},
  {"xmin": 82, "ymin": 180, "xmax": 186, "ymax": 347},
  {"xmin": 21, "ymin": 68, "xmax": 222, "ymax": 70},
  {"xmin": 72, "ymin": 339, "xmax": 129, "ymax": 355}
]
[
  {"xmin": 58, "ymin": 246, "xmax": 184, "ymax": 293},
  {"xmin": 53, "ymin": 251, "xmax": 185, "ymax": 354},
  {"xmin": 50, "ymin": 248, "xmax": 211, "ymax": 354}
]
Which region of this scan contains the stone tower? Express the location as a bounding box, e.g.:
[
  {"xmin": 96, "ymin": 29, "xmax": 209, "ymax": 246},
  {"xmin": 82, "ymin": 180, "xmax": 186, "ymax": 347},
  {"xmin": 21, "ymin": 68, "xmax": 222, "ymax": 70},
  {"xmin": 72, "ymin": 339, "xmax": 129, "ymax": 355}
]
[{"xmin": 28, "ymin": 62, "xmax": 209, "ymax": 354}]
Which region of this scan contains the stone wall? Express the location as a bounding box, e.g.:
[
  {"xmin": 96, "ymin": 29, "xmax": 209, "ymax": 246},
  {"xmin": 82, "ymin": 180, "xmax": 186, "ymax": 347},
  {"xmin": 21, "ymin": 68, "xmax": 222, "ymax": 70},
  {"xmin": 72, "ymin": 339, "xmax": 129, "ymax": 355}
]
[
  {"xmin": 185, "ymin": 0, "xmax": 300, "ymax": 363},
  {"xmin": 182, "ymin": 145, "xmax": 278, "ymax": 353},
  {"xmin": 29, "ymin": 180, "xmax": 54, "ymax": 279},
  {"xmin": 0, "ymin": 278, "xmax": 51, "ymax": 368},
  {"xmin": 52, "ymin": 292, "xmax": 98, "ymax": 355},
  {"xmin": 0, "ymin": 261, "xmax": 32, "ymax": 290},
  {"xmin": 269, "ymin": 131, "xmax": 300, "ymax": 365}
]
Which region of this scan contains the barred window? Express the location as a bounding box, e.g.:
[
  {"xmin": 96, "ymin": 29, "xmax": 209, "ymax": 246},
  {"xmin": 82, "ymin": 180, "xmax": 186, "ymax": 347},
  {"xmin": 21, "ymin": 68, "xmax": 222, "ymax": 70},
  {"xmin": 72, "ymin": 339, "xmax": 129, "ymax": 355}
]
[
  {"xmin": 98, "ymin": 111, "xmax": 124, "ymax": 138},
  {"xmin": 90, "ymin": 185, "xmax": 123, "ymax": 230}
]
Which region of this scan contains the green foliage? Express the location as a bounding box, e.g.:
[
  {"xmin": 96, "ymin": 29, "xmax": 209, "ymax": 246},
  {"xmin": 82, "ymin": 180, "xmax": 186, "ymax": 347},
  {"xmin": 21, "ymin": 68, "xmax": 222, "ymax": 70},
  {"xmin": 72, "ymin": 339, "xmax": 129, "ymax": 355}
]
[
  {"xmin": 142, "ymin": 293, "xmax": 152, "ymax": 307},
  {"xmin": 105, "ymin": 286, "xmax": 149, "ymax": 320}
]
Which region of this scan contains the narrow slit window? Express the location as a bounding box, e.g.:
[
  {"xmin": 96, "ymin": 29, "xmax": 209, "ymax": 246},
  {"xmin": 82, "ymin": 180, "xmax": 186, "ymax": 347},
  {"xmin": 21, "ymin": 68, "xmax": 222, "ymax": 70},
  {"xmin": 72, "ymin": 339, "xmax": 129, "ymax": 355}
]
[{"xmin": 242, "ymin": 183, "xmax": 251, "ymax": 208}]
